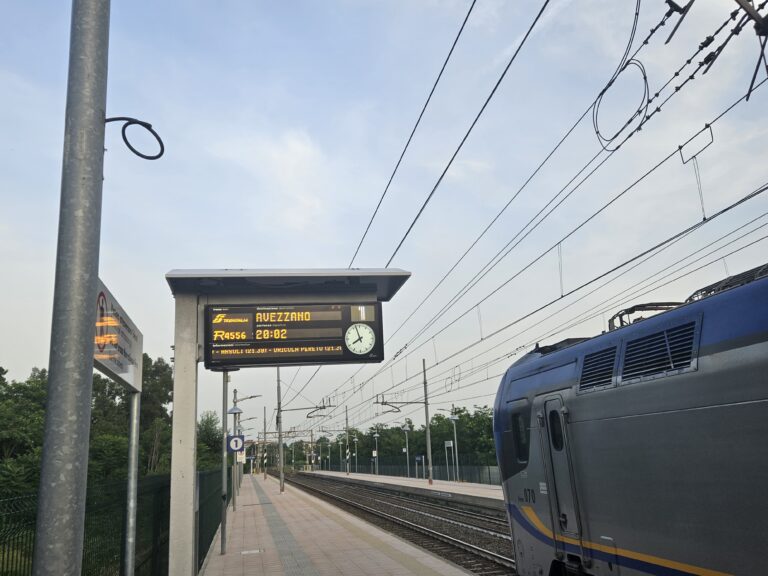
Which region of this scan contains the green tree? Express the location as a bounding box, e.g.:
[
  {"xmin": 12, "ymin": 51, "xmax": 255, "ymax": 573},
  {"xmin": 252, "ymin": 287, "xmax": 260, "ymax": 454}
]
[{"xmin": 197, "ymin": 411, "xmax": 223, "ymax": 470}]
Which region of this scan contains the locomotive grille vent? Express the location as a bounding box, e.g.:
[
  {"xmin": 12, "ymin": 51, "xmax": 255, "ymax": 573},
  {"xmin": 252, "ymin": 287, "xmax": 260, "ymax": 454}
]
[
  {"xmin": 579, "ymin": 347, "xmax": 617, "ymax": 391},
  {"xmin": 622, "ymin": 321, "xmax": 696, "ymax": 381}
]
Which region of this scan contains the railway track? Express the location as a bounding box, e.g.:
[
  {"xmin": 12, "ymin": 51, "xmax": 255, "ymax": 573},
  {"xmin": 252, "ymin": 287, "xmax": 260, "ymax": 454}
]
[{"xmin": 283, "ymin": 473, "xmax": 516, "ymax": 576}]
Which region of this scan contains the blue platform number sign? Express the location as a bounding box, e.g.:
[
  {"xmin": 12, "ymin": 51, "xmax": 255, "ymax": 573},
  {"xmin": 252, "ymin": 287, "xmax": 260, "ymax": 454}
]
[{"xmin": 227, "ymin": 435, "xmax": 245, "ymax": 453}]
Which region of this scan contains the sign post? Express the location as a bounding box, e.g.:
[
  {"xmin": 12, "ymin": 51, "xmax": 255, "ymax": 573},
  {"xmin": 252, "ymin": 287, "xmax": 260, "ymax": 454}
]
[{"xmin": 93, "ymin": 279, "xmax": 144, "ymax": 576}]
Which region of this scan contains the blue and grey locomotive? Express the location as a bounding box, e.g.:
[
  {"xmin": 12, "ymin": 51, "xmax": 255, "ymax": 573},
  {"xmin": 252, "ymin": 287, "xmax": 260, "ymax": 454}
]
[{"xmin": 494, "ymin": 264, "xmax": 768, "ymax": 576}]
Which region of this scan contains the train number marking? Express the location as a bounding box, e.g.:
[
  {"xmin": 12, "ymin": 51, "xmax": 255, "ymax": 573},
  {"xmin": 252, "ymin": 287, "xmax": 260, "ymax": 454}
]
[{"xmin": 523, "ymin": 488, "xmax": 536, "ymax": 503}]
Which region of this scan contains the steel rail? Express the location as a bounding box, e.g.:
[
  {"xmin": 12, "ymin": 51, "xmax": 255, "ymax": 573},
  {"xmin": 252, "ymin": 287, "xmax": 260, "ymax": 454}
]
[{"xmin": 286, "ymin": 474, "xmax": 516, "ymax": 570}]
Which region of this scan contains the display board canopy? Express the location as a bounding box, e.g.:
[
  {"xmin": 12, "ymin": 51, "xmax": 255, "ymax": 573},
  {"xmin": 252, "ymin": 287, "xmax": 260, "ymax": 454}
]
[{"xmin": 165, "ymin": 268, "xmax": 410, "ymax": 300}]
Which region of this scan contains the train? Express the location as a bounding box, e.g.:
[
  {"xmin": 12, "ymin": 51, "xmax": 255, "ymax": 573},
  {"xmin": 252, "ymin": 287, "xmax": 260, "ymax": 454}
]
[{"xmin": 493, "ymin": 263, "xmax": 768, "ymax": 576}]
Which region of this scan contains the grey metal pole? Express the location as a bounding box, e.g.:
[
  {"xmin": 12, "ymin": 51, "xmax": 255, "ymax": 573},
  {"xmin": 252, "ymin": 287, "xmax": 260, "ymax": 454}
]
[
  {"xmin": 277, "ymin": 367, "xmax": 284, "ymax": 493},
  {"xmin": 354, "ymin": 438, "xmax": 358, "ymax": 473},
  {"xmin": 404, "ymin": 429, "xmax": 409, "ymax": 479},
  {"xmin": 445, "ymin": 444, "xmax": 450, "ymax": 481},
  {"xmin": 263, "ymin": 406, "xmax": 267, "ymax": 480},
  {"xmin": 423, "ymin": 359, "xmax": 434, "ymax": 485},
  {"xmin": 32, "ymin": 1, "xmax": 110, "ymax": 574},
  {"xmin": 345, "ymin": 406, "xmax": 350, "ymax": 476},
  {"xmin": 123, "ymin": 391, "xmax": 141, "ymax": 576},
  {"xmin": 452, "ymin": 419, "xmax": 460, "ymax": 482},
  {"xmin": 374, "ymin": 434, "xmax": 379, "ymax": 475},
  {"xmin": 232, "ymin": 389, "xmax": 237, "ymax": 512},
  {"xmin": 221, "ymin": 371, "xmax": 228, "ymax": 554}
]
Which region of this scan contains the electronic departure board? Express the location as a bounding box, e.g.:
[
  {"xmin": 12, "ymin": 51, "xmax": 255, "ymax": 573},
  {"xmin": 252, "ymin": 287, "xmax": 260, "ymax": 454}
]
[{"xmin": 204, "ymin": 303, "xmax": 384, "ymax": 368}]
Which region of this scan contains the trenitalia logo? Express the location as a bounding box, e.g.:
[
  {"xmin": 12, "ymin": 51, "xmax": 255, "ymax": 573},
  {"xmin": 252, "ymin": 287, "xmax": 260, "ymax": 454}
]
[{"xmin": 212, "ymin": 314, "xmax": 249, "ymax": 324}]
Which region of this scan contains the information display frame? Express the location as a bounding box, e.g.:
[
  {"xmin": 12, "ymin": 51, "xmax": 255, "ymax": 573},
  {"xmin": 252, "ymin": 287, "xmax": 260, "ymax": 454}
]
[{"xmin": 203, "ymin": 301, "xmax": 384, "ymax": 369}]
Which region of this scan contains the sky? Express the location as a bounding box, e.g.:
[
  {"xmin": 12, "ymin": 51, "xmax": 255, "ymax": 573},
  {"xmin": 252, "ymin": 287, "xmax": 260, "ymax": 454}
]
[{"xmin": 2, "ymin": 0, "xmax": 767, "ymax": 443}]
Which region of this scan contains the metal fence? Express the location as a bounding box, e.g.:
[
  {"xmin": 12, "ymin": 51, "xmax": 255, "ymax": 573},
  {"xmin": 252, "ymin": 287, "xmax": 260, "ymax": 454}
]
[
  {"xmin": 196, "ymin": 468, "xmax": 231, "ymax": 572},
  {"xmin": 0, "ymin": 475, "xmax": 171, "ymax": 576},
  {"xmin": 319, "ymin": 452, "xmax": 501, "ymax": 486}
]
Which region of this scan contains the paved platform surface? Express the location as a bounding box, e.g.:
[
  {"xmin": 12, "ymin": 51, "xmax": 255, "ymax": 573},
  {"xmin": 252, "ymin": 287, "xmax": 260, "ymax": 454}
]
[
  {"xmin": 310, "ymin": 470, "xmax": 503, "ymax": 501},
  {"xmin": 200, "ymin": 473, "xmax": 470, "ymax": 576}
]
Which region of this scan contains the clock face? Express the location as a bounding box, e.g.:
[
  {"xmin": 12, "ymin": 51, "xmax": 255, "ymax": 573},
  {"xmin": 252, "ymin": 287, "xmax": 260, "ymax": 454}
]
[{"xmin": 344, "ymin": 323, "xmax": 376, "ymax": 355}]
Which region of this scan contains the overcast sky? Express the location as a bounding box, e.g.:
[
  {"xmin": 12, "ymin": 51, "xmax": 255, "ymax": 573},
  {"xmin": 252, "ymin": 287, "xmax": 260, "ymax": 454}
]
[{"xmin": 2, "ymin": 0, "xmax": 767, "ymax": 441}]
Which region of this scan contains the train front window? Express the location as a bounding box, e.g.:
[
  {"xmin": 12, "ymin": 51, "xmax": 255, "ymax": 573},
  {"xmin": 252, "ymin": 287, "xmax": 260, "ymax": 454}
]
[
  {"xmin": 512, "ymin": 413, "xmax": 529, "ymax": 463},
  {"xmin": 549, "ymin": 410, "xmax": 564, "ymax": 451},
  {"xmin": 501, "ymin": 399, "xmax": 531, "ymax": 481}
]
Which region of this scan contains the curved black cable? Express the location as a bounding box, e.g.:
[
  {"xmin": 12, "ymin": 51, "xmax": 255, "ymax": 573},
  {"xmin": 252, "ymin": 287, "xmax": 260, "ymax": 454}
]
[{"xmin": 105, "ymin": 116, "xmax": 164, "ymax": 160}]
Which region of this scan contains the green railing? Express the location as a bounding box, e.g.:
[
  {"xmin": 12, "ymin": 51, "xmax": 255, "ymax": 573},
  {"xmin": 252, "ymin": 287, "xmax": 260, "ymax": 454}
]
[
  {"xmin": 196, "ymin": 468, "xmax": 231, "ymax": 571},
  {"xmin": 0, "ymin": 469, "xmax": 235, "ymax": 576},
  {"xmin": 0, "ymin": 475, "xmax": 171, "ymax": 576}
]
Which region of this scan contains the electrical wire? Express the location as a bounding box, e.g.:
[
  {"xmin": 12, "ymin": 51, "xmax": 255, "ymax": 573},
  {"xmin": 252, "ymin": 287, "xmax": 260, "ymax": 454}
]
[
  {"xmin": 348, "ymin": 0, "xmax": 478, "ymax": 268},
  {"xmin": 384, "ymin": 0, "xmax": 553, "ymax": 267},
  {"xmin": 294, "ymin": 5, "xmax": 758, "ymax": 432},
  {"xmin": 302, "ymin": 3, "xmax": 678, "ymax": 421},
  {"xmin": 307, "ymin": 175, "xmax": 768, "ymax": 432}
]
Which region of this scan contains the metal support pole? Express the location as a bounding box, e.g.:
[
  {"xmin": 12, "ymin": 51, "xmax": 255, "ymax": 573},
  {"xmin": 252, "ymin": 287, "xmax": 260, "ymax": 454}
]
[
  {"xmin": 123, "ymin": 391, "xmax": 141, "ymax": 575},
  {"xmin": 263, "ymin": 406, "xmax": 267, "ymax": 480},
  {"xmin": 220, "ymin": 371, "xmax": 228, "ymax": 554},
  {"xmin": 423, "ymin": 359, "xmax": 433, "ymax": 485},
  {"xmin": 452, "ymin": 419, "xmax": 460, "ymax": 482},
  {"xmin": 310, "ymin": 430, "xmax": 314, "ymax": 472},
  {"xmin": 277, "ymin": 367, "xmax": 284, "ymax": 493},
  {"xmin": 32, "ymin": 1, "xmax": 110, "ymax": 573},
  {"xmin": 445, "ymin": 444, "xmax": 450, "ymax": 481},
  {"xmin": 168, "ymin": 293, "xmax": 199, "ymax": 575},
  {"xmin": 232, "ymin": 389, "xmax": 237, "ymax": 512},
  {"xmin": 374, "ymin": 434, "xmax": 379, "ymax": 475},
  {"xmin": 404, "ymin": 430, "xmax": 410, "ymax": 479},
  {"xmin": 354, "ymin": 438, "xmax": 358, "ymax": 473},
  {"xmin": 345, "ymin": 406, "xmax": 350, "ymax": 476}
]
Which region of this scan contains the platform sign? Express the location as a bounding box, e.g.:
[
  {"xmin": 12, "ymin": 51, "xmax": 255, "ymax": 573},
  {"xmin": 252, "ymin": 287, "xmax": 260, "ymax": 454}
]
[
  {"xmin": 94, "ymin": 279, "xmax": 143, "ymax": 392},
  {"xmin": 227, "ymin": 435, "xmax": 245, "ymax": 453},
  {"xmin": 204, "ymin": 303, "xmax": 384, "ymax": 369}
]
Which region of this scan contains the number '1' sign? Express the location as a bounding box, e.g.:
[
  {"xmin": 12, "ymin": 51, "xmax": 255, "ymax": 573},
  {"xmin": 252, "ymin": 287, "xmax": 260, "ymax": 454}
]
[{"xmin": 204, "ymin": 302, "xmax": 384, "ymax": 368}]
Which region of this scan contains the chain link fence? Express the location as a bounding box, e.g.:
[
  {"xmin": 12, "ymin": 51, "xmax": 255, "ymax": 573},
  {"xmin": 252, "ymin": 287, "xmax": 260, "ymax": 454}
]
[{"xmin": 0, "ymin": 475, "xmax": 172, "ymax": 576}]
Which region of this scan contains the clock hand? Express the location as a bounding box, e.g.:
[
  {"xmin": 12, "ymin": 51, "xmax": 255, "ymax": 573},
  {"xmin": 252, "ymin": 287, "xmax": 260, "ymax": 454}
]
[
  {"xmin": 354, "ymin": 336, "xmax": 363, "ymax": 344},
  {"xmin": 355, "ymin": 326, "xmax": 361, "ymax": 339}
]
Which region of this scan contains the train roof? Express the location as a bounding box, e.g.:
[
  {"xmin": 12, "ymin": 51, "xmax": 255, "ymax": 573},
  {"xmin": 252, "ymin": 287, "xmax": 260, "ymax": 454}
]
[{"xmin": 502, "ymin": 263, "xmax": 768, "ymax": 383}]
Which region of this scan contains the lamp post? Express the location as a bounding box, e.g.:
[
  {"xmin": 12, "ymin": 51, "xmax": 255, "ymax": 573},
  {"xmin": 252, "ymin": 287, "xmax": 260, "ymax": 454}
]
[
  {"xmin": 448, "ymin": 414, "xmax": 460, "ymax": 482},
  {"xmin": 232, "ymin": 391, "xmax": 261, "ymax": 494},
  {"xmin": 226, "ymin": 405, "xmax": 242, "ymax": 510},
  {"xmin": 354, "ymin": 436, "xmax": 358, "ymax": 473},
  {"xmin": 401, "ymin": 424, "xmax": 410, "ymax": 478},
  {"xmin": 373, "ymin": 432, "xmax": 380, "ymax": 475}
]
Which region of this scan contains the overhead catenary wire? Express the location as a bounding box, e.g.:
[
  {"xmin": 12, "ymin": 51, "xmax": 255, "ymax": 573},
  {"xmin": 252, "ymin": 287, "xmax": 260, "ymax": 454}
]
[
  {"xmin": 384, "ymin": 0, "xmax": 553, "ymax": 267},
  {"xmin": 338, "ymin": 223, "xmax": 768, "ymax": 433},
  {"xmin": 389, "ymin": 10, "xmax": 749, "ymax": 363},
  {"xmin": 303, "ymin": 3, "xmax": 684, "ymax": 423},
  {"xmin": 296, "ymin": 4, "xmax": 757, "ymax": 433},
  {"xmin": 307, "ymin": 174, "xmax": 768, "ymax": 432},
  {"xmin": 348, "ymin": 0, "xmax": 478, "ymax": 268},
  {"xmin": 367, "ymin": 3, "xmax": 739, "ymax": 365},
  {"xmin": 365, "ymin": 75, "xmax": 768, "ymax": 386}
]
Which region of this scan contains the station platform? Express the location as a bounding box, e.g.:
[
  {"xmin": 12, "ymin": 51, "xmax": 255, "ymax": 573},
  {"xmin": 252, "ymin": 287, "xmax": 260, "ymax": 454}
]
[
  {"xmin": 307, "ymin": 470, "xmax": 504, "ymax": 511},
  {"xmin": 200, "ymin": 473, "xmax": 471, "ymax": 576}
]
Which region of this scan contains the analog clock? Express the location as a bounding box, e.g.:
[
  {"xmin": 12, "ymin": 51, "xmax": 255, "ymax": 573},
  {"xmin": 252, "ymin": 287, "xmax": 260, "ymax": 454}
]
[{"xmin": 344, "ymin": 323, "xmax": 376, "ymax": 355}]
